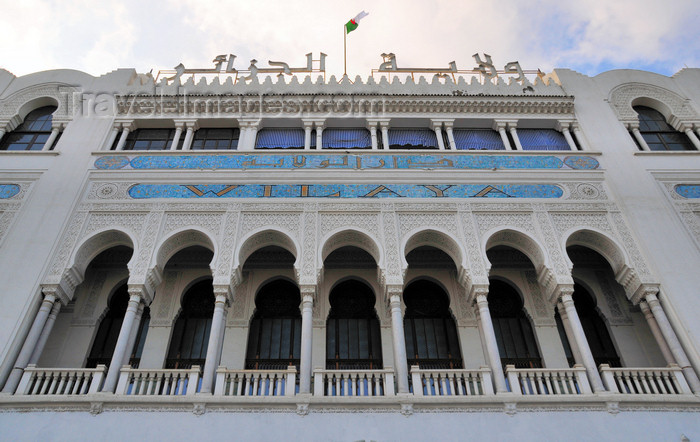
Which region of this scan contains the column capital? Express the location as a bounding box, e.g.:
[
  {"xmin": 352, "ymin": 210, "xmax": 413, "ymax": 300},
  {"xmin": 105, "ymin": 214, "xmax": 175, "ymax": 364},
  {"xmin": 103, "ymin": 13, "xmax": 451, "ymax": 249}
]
[
  {"xmin": 302, "ymin": 119, "xmax": 316, "ymax": 129},
  {"xmin": 491, "ymin": 120, "xmax": 509, "ymax": 131},
  {"xmin": 555, "ymin": 120, "xmax": 574, "ymax": 132},
  {"xmin": 551, "ymin": 284, "xmax": 575, "ymax": 304},
  {"xmin": 631, "ymin": 283, "xmax": 660, "ymax": 305},
  {"xmin": 367, "ymin": 117, "xmax": 390, "ymax": 125},
  {"xmin": 51, "ymin": 121, "xmax": 67, "ymax": 131},
  {"xmin": 385, "ymin": 284, "xmax": 403, "ymax": 304},
  {"xmin": 115, "ymin": 120, "xmax": 136, "ymax": 131},
  {"xmin": 238, "ymin": 118, "xmax": 261, "ymax": 128},
  {"xmin": 173, "ymin": 118, "xmax": 198, "ymax": 128},
  {"xmin": 624, "ymin": 121, "xmax": 640, "ymax": 130},
  {"xmin": 467, "ymin": 283, "xmax": 489, "ymax": 304},
  {"xmin": 212, "ymin": 284, "xmax": 233, "ymax": 304},
  {"xmin": 300, "ymin": 284, "xmax": 316, "ymax": 302},
  {"xmin": 378, "ymin": 120, "xmax": 391, "ymax": 128},
  {"xmin": 126, "ymin": 284, "xmax": 150, "ymax": 304},
  {"xmin": 40, "ymin": 284, "xmax": 70, "ymax": 306}
]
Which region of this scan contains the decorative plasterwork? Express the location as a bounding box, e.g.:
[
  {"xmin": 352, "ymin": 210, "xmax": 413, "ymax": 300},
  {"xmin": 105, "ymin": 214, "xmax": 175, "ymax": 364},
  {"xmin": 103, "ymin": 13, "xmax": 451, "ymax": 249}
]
[
  {"xmin": 0, "ymin": 83, "xmax": 79, "ymax": 127},
  {"xmin": 608, "ymin": 83, "xmax": 699, "ymax": 126}
]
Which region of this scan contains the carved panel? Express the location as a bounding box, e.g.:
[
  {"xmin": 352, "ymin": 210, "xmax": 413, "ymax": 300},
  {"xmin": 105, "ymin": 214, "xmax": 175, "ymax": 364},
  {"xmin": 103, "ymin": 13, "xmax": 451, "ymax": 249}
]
[
  {"xmin": 215, "ymin": 212, "xmax": 240, "ymax": 278},
  {"xmin": 130, "ymin": 211, "xmax": 165, "ymax": 279},
  {"xmin": 525, "ymin": 270, "xmax": 551, "ymax": 321},
  {"xmin": 79, "ymin": 271, "xmax": 107, "ymax": 319},
  {"xmin": 49, "ymin": 212, "xmax": 89, "ymax": 279},
  {"xmin": 380, "ymin": 211, "xmax": 402, "ymax": 282},
  {"xmin": 475, "ymin": 213, "xmax": 535, "ymax": 235},
  {"xmin": 83, "ymin": 213, "xmax": 147, "ymax": 237},
  {"xmin": 534, "ymin": 211, "xmax": 570, "ymax": 277},
  {"xmin": 459, "ymin": 212, "xmax": 488, "ymax": 284},
  {"xmin": 399, "ymin": 213, "xmax": 458, "ymax": 236},
  {"xmin": 608, "ymin": 83, "xmax": 698, "ymax": 123},
  {"xmin": 549, "ymin": 212, "xmax": 613, "ymax": 236},
  {"xmin": 162, "ymin": 212, "xmax": 224, "ymax": 237},
  {"xmin": 300, "ymin": 211, "xmax": 318, "ymax": 284},
  {"xmin": 152, "ymin": 271, "xmax": 180, "ymax": 325},
  {"xmin": 239, "ymin": 212, "xmax": 301, "ymax": 239},
  {"xmin": 594, "ymin": 270, "xmax": 630, "ymax": 324},
  {"xmin": 320, "ymin": 213, "xmax": 379, "ymax": 237},
  {"xmin": 610, "ymin": 212, "xmax": 651, "ymax": 278}
]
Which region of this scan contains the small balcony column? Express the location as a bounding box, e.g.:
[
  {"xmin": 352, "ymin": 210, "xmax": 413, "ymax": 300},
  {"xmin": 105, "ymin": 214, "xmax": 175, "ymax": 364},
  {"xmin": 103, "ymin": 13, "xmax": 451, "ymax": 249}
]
[
  {"xmin": 571, "ymin": 123, "xmax": 591, "ymax": 151},
  {"xmin": 627, "ymin": 123, "xmax": 651, "ymax": 151},
  {"xmin": 387, "ymin": 287, "xmax": 410, "ymax": 394},
  {"xmin": 181, "ymin": 121, "xmax": 199, "ymax": 151},
  {"xmin": 431, "ymin": 121, "xmax": 446, "ymax": 150},
  {"xmin": 474, "ymin": 293, "xmax": 507, "ymax": 393},
  {"xmin": 114, "ymin": 122, "xmax": 134, "ymax": 151},
  {"xmin": 682, "ymin": 126, "xmax": 700, "ymax": 150},
  {"xmin": 556, "ymin": 300, "xmax": 584, "ymax": 365},
  {"xmin": 0, "ymin": 127, "xmax": 6, "ymax": 144},
  {"xmin": 695, "ymin": 126, "xmax": 700, "ymax": 142},
  {"xmin": 104, "ymin": 125, "xmax": 120, "ymax": 151},
  {"xmin": 2, "ymin": 289, "xmax": 62, "ymax": 393},
  {"xmin": 367, "ymin": 122, "xmax": 379, "ymax": 150},
  {"xmin": 558, "ymin": 290, "xmax": 606, "ymax": 392},
  {"xmin": 200, "ymin": 286, "xmax": 230, "ymax": 394},
  {"xmin": 28, "ymin": 301, "xmax": 62, "ymax": 365},
  {"xmin": 492, "ymin": 121, "xmax": 513, "ymax": 150},
  {"xmin": 298, "ymin": 286, "xmax": 315, "ymax": 394},
  {"xmin": 302, "ymin": 120, "xmax": 314, "ymax": 150},
  {"xmin": 42, "ymin": 124, "xmax": 62, "ymax": 151},
  {"xmin": 121, "ymin": 303, "xmax": 145, "ymax": 367},
  {"xmin": 507, "ymin": 122, "xmax": 524, "ymax": 151},
  {"xmin": 639, "ymin": 301, "xmax": 676, "ymax": 365},
  {"xmin": 644, "ymin": 291, "xmax": 700, "ymax": 392},
  {"xmin": 170, "ymin": 123, "xmax": 184, "ymax": 151},
  {"xmin": 101, "ymin": 289, "xmax": 144, "ymax": 392},
  {"xmin": 557, "ymin": 121, "xmax": 578, "ymax": 151},
  {"xmin": 380, "ymin": 121, "xmax": 390, "ymax": 150},
  {"xmin": 443, "ymin": 121, "xmax": 456, "ymax": 150},
  {"xmin": 315, "ymin": 122, "xmax": 324, "ymax": 150}
]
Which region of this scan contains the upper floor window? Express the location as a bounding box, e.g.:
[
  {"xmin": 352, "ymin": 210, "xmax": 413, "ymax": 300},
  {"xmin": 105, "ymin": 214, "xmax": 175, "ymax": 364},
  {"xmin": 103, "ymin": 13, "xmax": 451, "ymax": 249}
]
[
  {"xmin": 191, "ymin": 128, "xmax": 239, "ymax": 150},
  {"xmin": 633, "ymin": 105, "xmax": 694, "ymax": 151},
  {"xmin": 322, "ymin": 128, "xmax": 371, "ymax": 149},
  {"xmin": 0, "ymin": 106, "xmax": 57, "ymax": 151},
  {"xmin": 517, "ymin": 129, "xmax": 570, "ymax": 151},
  {"xmin": 119, "ymin": 129, "xmax": 179, "ymax": 151},
  {"xmin": 388, "ymin": 129, "xmax": 438, "ymax": 149},
  {"xmin": 453, "ymin": 129, "xmax": 505, "ymax": 150},
  {"xmin": 255, "ymin": 128, "xmax": 309, "ymax": 149}
]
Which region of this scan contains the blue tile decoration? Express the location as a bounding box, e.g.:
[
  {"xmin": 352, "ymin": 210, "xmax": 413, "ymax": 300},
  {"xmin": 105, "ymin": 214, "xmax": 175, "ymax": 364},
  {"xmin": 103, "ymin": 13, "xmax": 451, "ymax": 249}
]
[
  {"xmin": 128, "ymin": 183, "xmax": 563, "ymax": 199},
  {"xmin": 94, "ymin": 154, "xmax": 600, "ymax": 171},
  {"xmin": 675, "ymin": 185, "xmax": 700, "ymax": 199},
  {"xmin": 0, "ymin": 184, "xmax": 20, "ymax": 199}
]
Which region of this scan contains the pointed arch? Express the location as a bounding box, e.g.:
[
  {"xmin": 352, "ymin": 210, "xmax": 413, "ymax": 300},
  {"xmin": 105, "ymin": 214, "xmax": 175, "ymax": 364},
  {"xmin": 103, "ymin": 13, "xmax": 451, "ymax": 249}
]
[
  {"xmin": 236, "ymin": 228, "xmax": 299, "ymax": 270},
  {"xmin": 152, "ymin": 228, "xmax": 217, "ymax": 272},
  {"xmin": 319, "ymin": 228, "xmax": 383, "ymax": 269},
  {"xmin": 484, "ymin": 228, "xmax": 548, "ymax": 274},
  {"xmin": 402, "ymin": 228, "xmax": 466, "ymax": 272},
  {"xmin": 564, "ymin": 228, "xmax": 630, "ymax": 277},
  {"xmin": 69, "ymin": 229, "xmax": 136, "ymax": 284}
]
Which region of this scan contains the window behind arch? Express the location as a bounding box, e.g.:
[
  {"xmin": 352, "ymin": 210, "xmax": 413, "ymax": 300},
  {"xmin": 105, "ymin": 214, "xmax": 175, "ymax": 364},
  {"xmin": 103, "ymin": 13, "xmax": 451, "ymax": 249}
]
[
  {"xmin": 119, "ymin": 129, "xmax": 180, "ymax": 151},
  {"xmin": 0, "ymin": 106, "xmax": 57, "ymax": 151},
  {"xmin": 488, "ymin": 279, "xmax": 542, "ymax": 369},
  {"xmin": 86, "ymin": 284, "xmax": 150, "ymax": 368},
  {"xmin": 633, "ymin": 105, "xmax": 694, "ymax": 151},
  {"xmin": 403, "ymin": 280, "xmax": 462, "ymax": 369},
  {"xmin": 245, "ymin": 280, "xmax": 302, "ymax": 369},
  {"xmin": 326, "ymin": 280, "xmax": 382, "ymax": 369},
  {"xmin": 166, "ymin": 279, "xmax": 214, "ymax": 369}
]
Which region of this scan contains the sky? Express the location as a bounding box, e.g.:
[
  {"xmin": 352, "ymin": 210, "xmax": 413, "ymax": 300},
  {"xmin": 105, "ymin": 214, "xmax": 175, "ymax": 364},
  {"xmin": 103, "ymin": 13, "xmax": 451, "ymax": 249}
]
[{"xmin": 1, "ymin": 0, "xmax": 698, "ymax": 79}]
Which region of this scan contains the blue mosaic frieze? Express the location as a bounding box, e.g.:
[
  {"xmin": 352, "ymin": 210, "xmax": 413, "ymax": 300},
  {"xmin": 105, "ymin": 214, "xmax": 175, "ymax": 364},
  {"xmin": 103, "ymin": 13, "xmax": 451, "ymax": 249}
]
[
  {"xmin": 128, "ymin": 183, "xmax": 564, "ymax": 199},
  {"xmin": 0, "ymin": 184, "xmax": 20, "ymax": 199},
  {"xmin": 675, "ymin": 185, "xmax": 700, "ymax": 199},
  {"xmin": 95, "ymin": 154, "xmax": 599, "ymax": 171}
]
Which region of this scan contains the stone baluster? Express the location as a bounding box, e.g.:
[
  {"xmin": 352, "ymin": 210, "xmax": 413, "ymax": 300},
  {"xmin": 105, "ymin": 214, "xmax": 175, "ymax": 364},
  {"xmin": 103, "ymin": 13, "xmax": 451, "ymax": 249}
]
[
  {"xmin": 474, "ymin": 292, "xmax": 507, "ymax": 393},
  {"xmin": 298, "ymin": 286, "xmax": 315, "ymax": 394},
  {"xmin": 387, "ymin": 286, "xmax": 410, "ymax": 394},
  {"xmin": 101, "ymin": 287, "xmax": 144, "ymax": 392},
  {"xmin": 200, "ymin": 285, "xmax": 231, "ymax": 394}
]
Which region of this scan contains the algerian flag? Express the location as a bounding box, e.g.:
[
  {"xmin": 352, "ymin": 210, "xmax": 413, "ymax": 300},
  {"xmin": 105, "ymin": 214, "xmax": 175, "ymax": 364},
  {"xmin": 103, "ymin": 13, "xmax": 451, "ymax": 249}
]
[{"xmin": 345, "ymin": 11, "xmax": 369, "ymax": 34}]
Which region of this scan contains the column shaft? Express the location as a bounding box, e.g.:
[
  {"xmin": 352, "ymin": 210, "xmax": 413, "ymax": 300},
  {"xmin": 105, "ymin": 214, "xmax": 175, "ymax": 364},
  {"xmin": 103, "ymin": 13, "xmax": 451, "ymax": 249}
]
[
  {"xmin": 29, "ymin": 302, "xmax": 62, "ymax": 365},
  {"xmin": 557, "ymin": 301, "xmax": 583, "ymax": 365},
  {"xmin": 171, "ymin": 127, "xmax": 183, "ymax": 150},
  {"xmin": 639, "ymin": 301, "xmax": 675, "ymax": 365},
  {"xmin": 304, "ymin": 126, "xmax": 312, "ymax": 150},
  {"xmin": 433, "ymin": 127, "xmax": 446, "ymax": 150},
  {"xmin": 572, "ymin": 127, "xmax": 590, "ymax": 151},
  {"xmin": 42, "ymin": 128, "xmax": 61, "ymax": 151},
  {"xmin": 200, "ymin": 294, "xmax": 227, "ymax": 393},
  {"xmin": 369, "ymin": 126, "xmax": 378, "ymax": 150},
  {"xmin": 102, "ymin": 293, "xmax": 141, "ymax": 392},
  {"xmin": 0, "ymin": 128, "xmax": 6, "ymax": 144},
  {"xmin": 646, "ymin": 293, "xmax": 700, "ymax": 392},
  {"xmin": 508, "ymin": 127, "xmax": 523, "ymax": 150},
  {"xmin": 2, "ymin": 294, "xmax": 57, "ymax": 393},
  {"xmin": 631, "ymin": 127, "xmax": 651, "ymax": 151},
  {"xmin": 182, "ymin": 127, "xmax": 195, "ymax": 150},
  {"xmin": 105, "ymin": 127, "xmax": 120, "ymax": 151},
  {"xmin": 445, "ymin": 126, "xmax": 456, "ymax": 150},
  {"xmin": 562, "ymin": 128, "xmax": 578, "ymax": 151},
  {"xmin": 121, "ymin": 304, "xmax": 144, "ymax": 367},
  {"xmin": 684, "ymin": 129, "xmax": 700, "ymax": 150},
  {"xmin": 115, "ymin": 127, "xmax": 131, "ymax": 151},
  {"xmin": 299, "ymin": 294, "xmax": 314, "ymax": 393},
  {"xmin": 380, "ymin": 125, "xmax": 389, "ymax": 150},
  {"xmin": 316, "ymin": 127, "xmax": 323, "ymax": 150},
  {"xmin": 475, "ymin": 294, "xmax": 507, "ymax": 393},
  {"xmin": 389, "ymin": 294, "xmax": 410, "ymax": 393},
  {"xmin": 497, "ymin": 127, "xmax": 512, "ymax": 150},
  {"xmin": 560, "ymin": 293, "xmax": 605, "ymax": 392}
]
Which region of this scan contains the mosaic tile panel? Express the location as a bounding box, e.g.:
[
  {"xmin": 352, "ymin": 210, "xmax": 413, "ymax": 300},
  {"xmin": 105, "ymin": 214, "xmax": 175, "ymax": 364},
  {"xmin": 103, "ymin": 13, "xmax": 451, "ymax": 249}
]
[
  {"xmin": 94, "ymin": 154, "xmax": 600, "ymax": 171},
  {"xmin": 128, "ymin": 183, "xmax": 564, "ymax": 199},
  {"xmin": 675, "ymin": 185, "xmax": 700, "ymax": 199},
  {"xmin": 0, "ymin": 185, "xmax": 20, "ymax": 199}
]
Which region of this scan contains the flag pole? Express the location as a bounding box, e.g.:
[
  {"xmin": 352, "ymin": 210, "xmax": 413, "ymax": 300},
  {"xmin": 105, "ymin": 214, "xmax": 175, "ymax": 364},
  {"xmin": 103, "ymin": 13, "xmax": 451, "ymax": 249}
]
[{"xmin": 343, "ymin": 25, "xmax": 347, "ymax": 76}]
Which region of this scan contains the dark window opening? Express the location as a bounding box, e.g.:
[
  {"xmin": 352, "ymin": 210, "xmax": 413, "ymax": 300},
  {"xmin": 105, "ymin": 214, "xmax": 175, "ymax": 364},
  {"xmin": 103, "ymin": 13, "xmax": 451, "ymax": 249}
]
[
  {"xmin": 118, "ymin": 128, "xmax": 180, "ymax": 151},
  {"xmin": 191, "ymin": 128, "xmax": 239, "ymax": 150},
  {"xmin": 166, "ymin": 279, "xmax": 214, "ymax": 369},
  {"xmin": 0, "ymin": 106, "xmax": 57, "ymax": 151},
  {"xmin": 633, "ymin": 105, "xmax": 694, "ymax": 151}
]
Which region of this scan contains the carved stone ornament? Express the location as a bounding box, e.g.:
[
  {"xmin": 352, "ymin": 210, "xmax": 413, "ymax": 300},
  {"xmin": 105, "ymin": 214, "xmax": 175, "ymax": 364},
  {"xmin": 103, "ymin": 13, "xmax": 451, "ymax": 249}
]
[{"xmin": 608, "ymin": 83, "xmax": 698, "ymax": 125}]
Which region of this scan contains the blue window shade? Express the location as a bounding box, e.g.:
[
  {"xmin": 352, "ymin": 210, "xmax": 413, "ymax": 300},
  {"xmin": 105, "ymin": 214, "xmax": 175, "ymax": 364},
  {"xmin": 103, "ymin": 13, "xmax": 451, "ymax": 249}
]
[
  {"xmin": 322, "ymin": 128, "xmax": 371, "ymax": 149},
  {"xmin": 388, "ymin": 129, "xmax": 438, "ymax": 149},
  {"xmin": 255, "ymin": 128, "xmax": 311, "ymax": 149},
  {"xmin": 518, "ymin": 129, "xmax": 571, "ymax": 151},
  {"xmin": 453, "ymin": 129, "xmax": 505, "ymax": 150}
]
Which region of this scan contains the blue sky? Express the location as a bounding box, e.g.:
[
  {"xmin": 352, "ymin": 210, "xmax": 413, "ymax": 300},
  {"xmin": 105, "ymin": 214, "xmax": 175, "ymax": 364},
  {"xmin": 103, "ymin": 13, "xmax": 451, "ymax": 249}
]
[{"xmin": 1, "ymin": 0, "xmax": 698, "ymax": 79}]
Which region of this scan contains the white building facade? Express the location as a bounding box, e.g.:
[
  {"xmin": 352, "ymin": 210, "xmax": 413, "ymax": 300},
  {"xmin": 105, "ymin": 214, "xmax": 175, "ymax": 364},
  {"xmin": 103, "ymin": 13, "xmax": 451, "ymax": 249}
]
[{"xmin": 1, "ymin": 63, "xmax": 700, "ymax": 439}]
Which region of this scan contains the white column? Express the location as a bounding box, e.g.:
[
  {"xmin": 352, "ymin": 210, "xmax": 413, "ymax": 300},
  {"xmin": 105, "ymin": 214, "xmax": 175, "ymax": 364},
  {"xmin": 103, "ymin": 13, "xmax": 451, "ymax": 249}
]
[
  {"xmin": 475, "ymin": 293, "xmax": 507, "ymax": 393},
  {"xmin": 639, "ymin": 301, "xmax": 675, "ymax": 365},
  {"xmin": 2, "ymin": 292, "xmax": 59, "ymax": 393},
  {"xmin": 493, "ymin": 122, "xmax": 512, "ymax": 150},
  {"xmin": 29, "ymin": 301, "xmax": 62, "ymax": 365},
  {"xmin": 299, "ymin": 287, "xmax": 314, "ymax": 394},
  {"xmin": 368, "ymin": 123, "xmax": 378, "ymax": 150},
  {"xmin": 247, "ymin": 123, "xmax": 259, "ymax": 150},
  {"xmin": 315, "ymin": 123, "xmax": 324, "ymax": 150},
  {"xmin": 388, "ymin": 289, "xmax": 410, "ymax": 394},
  {"xmin": 0, "ymin": 127, "xmax": 6, "ymax": 144},
  {"xmin": 508, "ymin": 124, "xmax": 523, "ymax": 150},
  {"xmin": 695, "ymin": 127, "xmax": 700, "ymax": 142},
  {"xmin": 200, "ymin": 288, "xmax": 229, "ymax": 394},
  {"xmin": 683, "ymin": 127, "xmax": 700, "ymax": 150},
  {"xmin": 42, "ymin": 126, "xmax": 61, "ymax": 151},
  {"xmin": 170, "ymin": 125, "xmax": 184, "ymax": 151},
  {"xmin": 303, "ymin": 121, "xmax": 314, "ymax": 150},
  {"xmin": 559, "ymin": 291, "xmax": 605, "ymax": 392},
  {"xmin": 561, "ymin": 127, "xmax": 578, "ymax": 151},
  {"xmin": 102, "ymin": 290, "xmax": 142, "ymax": 392},
  {"xmin": 431, "ymin": 122, "xmax": 446, "ymax": 150},
  {"xmin": 104, "ymin": 126, "xmax": 120, "ymax": 151},
  {"xmin": 237, "ymin": 122, "xmax": 249, "ymax": 150},
  {"xmin": 121, "ymin": 303, "xmax": 145, "ymax": 367},
  {"xmin": 645, "ymin": 292, "xmax": 700, "ymax": 392},
  {"xmin": 572, "ymin": 123, "xmax": 591, "ymax": 151},
  {"xmin": 444, "ymin": 122, "xmax": 456, "ymax": 150},
  {"xmin": 380, "ymin": 122, "xmax": 390, "ymax": 150},
  {"xmin": 629, "ymin": 124, "xmax": 651, "ymax": 151},
  {"xmin": 114, "ymin": 124, "xmax": 132, "ymax": 151},
  {"xmin": 181, "ymin": 122, "xmax": 198, "ymax": 151},
  {"xmin": 557, "ymin": 301, "xmax": 583, "ymax": 365}
]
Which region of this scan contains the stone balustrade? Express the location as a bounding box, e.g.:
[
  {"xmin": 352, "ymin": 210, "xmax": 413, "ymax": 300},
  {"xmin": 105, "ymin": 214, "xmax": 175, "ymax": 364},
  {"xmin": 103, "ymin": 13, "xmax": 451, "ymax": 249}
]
[
  {"xmin": 506, "ymin": 364, "xmax": 592, "ymax": 396},
  {"xmin": 214, "ymin": 367, "xmax": 296, "ymax": 397},
  {"xmin": 599, "ymin": 364, "xmax": 692, "ymax": 395},
  {"xmin": 116, "ymin": 366, "xmax": 201, "ymax": 396},
  {"xmin": 313, "ymin": 368, "xmax": 395, "ymax": 397},
  {"xmin": 410, "ymin": 366, "xmax": 494, "ymax": 397},
  {"xmin": 16, "ymin": 364, "xmax": 106, "ymax": 396}
]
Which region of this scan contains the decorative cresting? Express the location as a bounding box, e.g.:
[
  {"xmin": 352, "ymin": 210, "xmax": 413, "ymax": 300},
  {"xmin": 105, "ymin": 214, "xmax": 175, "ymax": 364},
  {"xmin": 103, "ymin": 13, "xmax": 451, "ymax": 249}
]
[
  {"xmin": 608, "ymin": 82, "xmax": 700, "ymax": 128},
  {"xmin": 565, "ymin": 229, "xmax": 650, "ymax": 303},
  {"xmin": 0, "ymin": 83, "xmax": 79, "ymax": 130}
]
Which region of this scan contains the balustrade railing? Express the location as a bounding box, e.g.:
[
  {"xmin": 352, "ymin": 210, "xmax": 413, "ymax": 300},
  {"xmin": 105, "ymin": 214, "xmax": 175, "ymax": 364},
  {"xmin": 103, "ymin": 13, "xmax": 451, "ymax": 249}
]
[
  {"xmin": 16, "ymin": 365, "xmax": 106, "ymax": 396},
  {"xmin": 314, "ymin": 369, "xmax": 395, "ymax": 397},
  {"xmin": 599, "ymin": 364, "xmax": 692, "ymax": 395},
  {"xmin": 215, "ymin": 367, "xmax": 296, "ymax": 396},
  {"xmin": 410, "ymin": 366, "xmax": 494, "ymax": 397},
  {"xmin": 116, "ymin": 366, "xmax": 201, "ymax": 396},
  {"xmin": 505, "ymin": 365, "xmax": 591, "ymax": 396}
]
